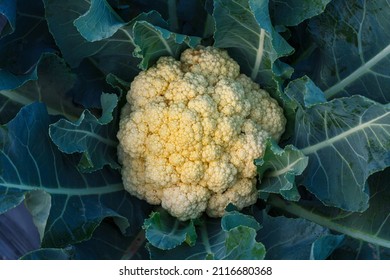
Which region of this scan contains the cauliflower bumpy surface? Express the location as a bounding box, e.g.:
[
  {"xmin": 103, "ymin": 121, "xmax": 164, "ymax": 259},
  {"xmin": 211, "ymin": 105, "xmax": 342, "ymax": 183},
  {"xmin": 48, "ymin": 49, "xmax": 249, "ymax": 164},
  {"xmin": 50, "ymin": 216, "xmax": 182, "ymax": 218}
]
[{"xmin": 117, "ymin": 46, "xmax": 286, "ymax": 221}]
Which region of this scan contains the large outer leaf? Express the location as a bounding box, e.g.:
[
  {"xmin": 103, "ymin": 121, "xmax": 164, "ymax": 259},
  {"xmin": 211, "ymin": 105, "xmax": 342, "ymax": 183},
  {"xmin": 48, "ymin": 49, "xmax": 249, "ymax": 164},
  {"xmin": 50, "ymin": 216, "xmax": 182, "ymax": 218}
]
[
  {"xmin": 49, "ymin": 93, "xmax": 120, "ymax": 172},
  {"xmin": 268, "ymin": 168, "xmax": 390, "ymax": 253},
  {"xmin": 43, "ymin": 0, "xmax": 139, "ymax": 79},
  {"xmin": 269, "ymin": 0, "xmax": 331, "ymax": 27},
  {"xmin": 0, "ymin": 102, "xmax": 150, "ymax": 247},
  {"xmin": 256, "ymin": 212, "xmax": 342, "ymax": 260},
  {"xmin": 0, "ymin": 0, "xmax": 16, "ymax": 38},
  {"xmin": 0, "ymin": 54, "xmax": 83, "ymax": 123},
  {"xmin": 20, "ymin": 248, "xmax": 74, "ymax": 260},
  {"xmin": 292, "ymin": 96, "xmax": 390, "ymax": 211},
  {"xmin": 43, "ymin": 0, "xmax": 200, "ymax": 81},
  {"xmin": 307, "ymin": 0, "xmax": 390, "ymax": 103},
  {"xmin": 0, "ymin": 0, "xmax": 55, "ymax": 90},
  {"xmin": 213, "ymin": 0, "xmax": 293, "ymax": 89}
]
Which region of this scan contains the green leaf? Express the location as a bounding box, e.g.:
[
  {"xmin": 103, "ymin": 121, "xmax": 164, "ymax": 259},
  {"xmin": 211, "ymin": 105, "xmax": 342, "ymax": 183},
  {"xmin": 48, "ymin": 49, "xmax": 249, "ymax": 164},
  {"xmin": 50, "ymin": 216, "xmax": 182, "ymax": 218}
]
[
  {"xmin": 0, "ymin": 54, "xmax": 83, "ymax": 123},
  {"xmin": 293, "ymin": 96, "xmax": 390, "ymax": 211},
  {"xmin": 221, "ymin": 211, "xmax": 261, "ymax": 231},
  {"xmin": 310, "ymin": 234, "xmax": 345, "ymax": 260},
  {"xmin": 0, "ymin": 0, "xmax": 16, "ymax": 38},
  {"xmin": 24, "ymin": 190, "xmax": 51, "ymax": 241},
  {"xmin": 284, "ymin": 76, "xmax": 327, "ymax": 108},
  {"xmin": 256, "ymin": 140, "xmax": 308, "ymax": 201},
  {"xmin": 270, "ymin": 0, "xmax": 331, "ymax": 27},
  {"xmin": 49, "ymin": 93, "xmax": 120, "ymax": 172},
  {"xmin": 268, "ymin": 169, "xmax": 390, "ymax": 250},
  {"xmin": 0, "ymin": 102, "xmax": 149, "ymax": 247},
  {"xmin": 224, "ymin": 226, "xmax": 266, "ymax": 260},
  {"xmin": 213, "ymin": 0, "xmax": 294, "ymax": 88},
  {"xmin": 132, "ymin": 21, "xmax": 201, "ymax": 69},
  {"xmin": 257, "ymin": 211, "xmax": 338, "ymax": 259},
  {"xmin": 307, "ymin": 0, "xmax": 390, "ymax": 103},
  {"xmin": 148, "ymin": 212, "xmax": 265, "ymax": 260},
  {"xmin": 75, "ymin": 220, "xmax": 150, "ymax": 260},
  {"xmin": 0, "ymin": 0, "xmax": 55, "ymax": 94},
  {"xmin": 43, "ymin": 0, "xmax": 199, "ymax": 81},
  {"xmin": 73, "ymin": 0, "xmax": 125, "ymax": 42},
  {"xmin": 43, "ymin": 0, "xmax": 143, "ymax": 80},
  {"xmin": 20, "ymin": 247, "xmax": 74, "ymax": 260},
  {"xmin": 144, "ymin": 210, "xmax": 197, "ymax": 250}
]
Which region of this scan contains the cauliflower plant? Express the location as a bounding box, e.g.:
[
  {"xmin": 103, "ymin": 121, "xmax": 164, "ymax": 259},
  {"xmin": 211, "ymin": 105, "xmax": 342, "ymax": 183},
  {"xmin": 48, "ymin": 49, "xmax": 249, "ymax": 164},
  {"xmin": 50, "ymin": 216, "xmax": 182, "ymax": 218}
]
[{"xmin": 117, "ymin": 46, "xmax": 286, "ymax": 221}]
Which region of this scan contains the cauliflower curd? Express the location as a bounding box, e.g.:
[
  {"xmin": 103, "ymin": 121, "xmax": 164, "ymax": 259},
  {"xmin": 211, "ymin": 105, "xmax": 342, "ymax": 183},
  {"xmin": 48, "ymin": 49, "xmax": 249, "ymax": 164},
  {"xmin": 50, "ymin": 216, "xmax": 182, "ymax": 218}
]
[{"xmin": 117, "ymin": 46, "xmax": 286, "ymax": 221}]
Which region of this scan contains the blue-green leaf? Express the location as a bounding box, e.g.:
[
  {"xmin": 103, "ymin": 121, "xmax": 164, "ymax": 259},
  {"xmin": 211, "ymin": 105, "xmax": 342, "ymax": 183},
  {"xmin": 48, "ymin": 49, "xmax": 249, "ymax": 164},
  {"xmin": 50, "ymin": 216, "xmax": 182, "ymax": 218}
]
[
  {"xmin": 310, "ymin": 234, "xmax": 345, "ymax": 260},
  {"xmin": 270, "ymin": 0, "xmax": 331, "ymax": 27},
  {"xmin": 256, "ymin": 211, "xmax": 339, "ymax": 259},
  {"xmin": 43, "ymin": 0, "xmax": 198, "ymax": 81},
  {"xmin": 20, "ymin": 247, "xmax": 74, "ymax": 260},
  {"xmin": 284, "ymin": 76, "xmax": 327, "ymax": 108},
  {"xmin": 148, "ymin": 212, "xmax": 265, "ymax": 260},
  {"xmin": 0, "ymin": 102, "xmax": 150, "ymax": 247},
  {"xmin": 0, "ymin": 0, "xmax": 55, "ymax": 91},
  {"xmin": 0, "ymin": 0, "xmax": 16, "ymax": 38},
  {"xmin": 49, "ymin": 93, "xmax": 119, "ymax": 172},
  {"xmin": 269, "ymin": 169, "xmax": 390, "ymax": 253},
  {"xmin": 144, "ymin": 210, "xmax": 197, "ymax": 250},
  {"xmin": 294, "ymin": 96, "xmax": 390, "ymax": 211},
  {"xmin": 256, "ymin": 140, "xmax": 308, "ymax": 201},
  {"xmin": 74, "ymin": 220, "xmax": 149, "ymax": 260},
  {"xmin": 133, "ymin": 21, "xmax": 201, "ymax": 69},
  {"xmin": 42, "ymin": 0, "xmax": 142, "ymax": 80},
  {"xmin": 213, "ymin": 0, "xmax": 294, "ymax": 88},
  {"xmin": 0, "ymin": 54, "xmax": 83, "ymax": 123},
  {"xmin": 307, "ymin": 0, "xmax": 390, "ymax": 103},
  {"xmin": 74, "ymin": 0, "xmax": 125, "ymax": 42},
  {"xmin": 221, "ymin": 211, "xmax": 261, "ymax": 231}
]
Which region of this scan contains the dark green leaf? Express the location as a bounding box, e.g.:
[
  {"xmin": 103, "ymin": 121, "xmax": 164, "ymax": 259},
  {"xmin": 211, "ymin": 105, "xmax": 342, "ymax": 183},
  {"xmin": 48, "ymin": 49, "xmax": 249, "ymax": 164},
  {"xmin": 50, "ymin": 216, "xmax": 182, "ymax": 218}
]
[
  {"xmin": 221, "ymin": 211, "xmax": 261, "ymax": 231},
  {"xmin": 0, "ymin": 0, "xmax": 16, "ymax": 38},
  {"xmin": 257, "ymin": 212, "xmax": 337, "ymax": 259},
  {"xmin": 307, "ymin": 0, "xmax": 390, "ymax": 103},
  {"xmin": 310, "ymin": 234, "xmax": 345, "ymax": 260},
  {"xmin": 256, "ymin": 140, "xmax": 308, "ymax": 201},
  {"xmin": 148, "ymin": 212, "xmax": 265, "ymax": 260},
  {"xmin": 284, "ymin": 76, "xmax": 327, "ymax": 108},
  {"xmin": 268, "ymin": 169, "xmax": 390, "ymax": 252},
  {"xmin": 270, "ymin": 0, "xmax": 331, "ymax": 27},
  {"xmin": 0, "ymin": 102, "xmax": 149, "ymax": 248},
  {"xmin": 213, "ymin": 0, "xmax": 293, "ymax": 88},
  {"xmin": 294, "ymin": 96, "xmax": 390, "ymax": 211},
  {"xmin": 43, "ymin": 0, "xmax": 141, "ymax": 80},
  {"xmin": 20, "ymin": 247, "xmax": 74, "ymax": 260},
  {"xmin": 74, "ymin": 0, "xmax": 125, "ymax": 42},
  {"xmin": 132, "ymin": 21, "xmax": 201, "ymax": 69},
  {"xmin": 144, "ymin": 210, "xmax": 197, "ymax": 250},
  {"xmin": 0, "ymin": 0, "xmax": 55, "ymax": 91},
  {"xmin": 49, "ymin": 93, "xmax": 120, "ymax": 172},
  {"xmin": 0, "ymin": 54, "xmax": 83, "ymax": 123}
]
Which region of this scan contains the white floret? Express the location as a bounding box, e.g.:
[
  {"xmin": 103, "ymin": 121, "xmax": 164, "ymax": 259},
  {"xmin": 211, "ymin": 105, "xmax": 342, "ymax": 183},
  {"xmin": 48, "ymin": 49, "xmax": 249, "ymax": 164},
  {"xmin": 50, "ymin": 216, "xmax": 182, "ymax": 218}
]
[
  {"xmin": 162, "ymin": 185, "xmax": 211, "ymax": 221},
  {"xmin": 117, "ymin": 46, "xmax": 287, "ymax": 221}
]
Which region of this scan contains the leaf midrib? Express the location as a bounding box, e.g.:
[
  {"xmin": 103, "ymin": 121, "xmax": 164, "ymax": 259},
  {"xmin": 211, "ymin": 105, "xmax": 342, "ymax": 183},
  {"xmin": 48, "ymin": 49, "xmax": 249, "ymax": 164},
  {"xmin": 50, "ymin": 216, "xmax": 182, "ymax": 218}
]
[
  {"xmin": 324, "ymin": 44, "xmax": 390, "ymax": 99},
  {"xmin": 301, "ymin": 110, "xmax": 390, "ymax": 155},
  {"xmin": 0, "ymin": 182, "xmax": 123, "ymax": 195},
  {"xmin": 269, "ymin": 195, "xmax": 390, "ymax": 249}
]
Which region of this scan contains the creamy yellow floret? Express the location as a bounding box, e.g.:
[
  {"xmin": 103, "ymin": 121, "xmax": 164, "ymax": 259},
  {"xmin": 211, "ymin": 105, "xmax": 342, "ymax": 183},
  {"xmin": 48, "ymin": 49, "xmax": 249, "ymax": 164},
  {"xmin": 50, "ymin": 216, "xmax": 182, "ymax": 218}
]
[{"xmin": 117, "ymin": 46, "xmax": 287, "ymax": 221}]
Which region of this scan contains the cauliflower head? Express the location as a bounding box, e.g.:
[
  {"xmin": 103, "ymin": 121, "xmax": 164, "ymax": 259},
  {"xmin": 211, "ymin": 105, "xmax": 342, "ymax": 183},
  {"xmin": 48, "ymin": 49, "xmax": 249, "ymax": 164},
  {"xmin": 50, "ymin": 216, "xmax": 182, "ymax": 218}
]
[{"xmin": 117, "ymin": 46, "xmax": 286, "ymax": 221}]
